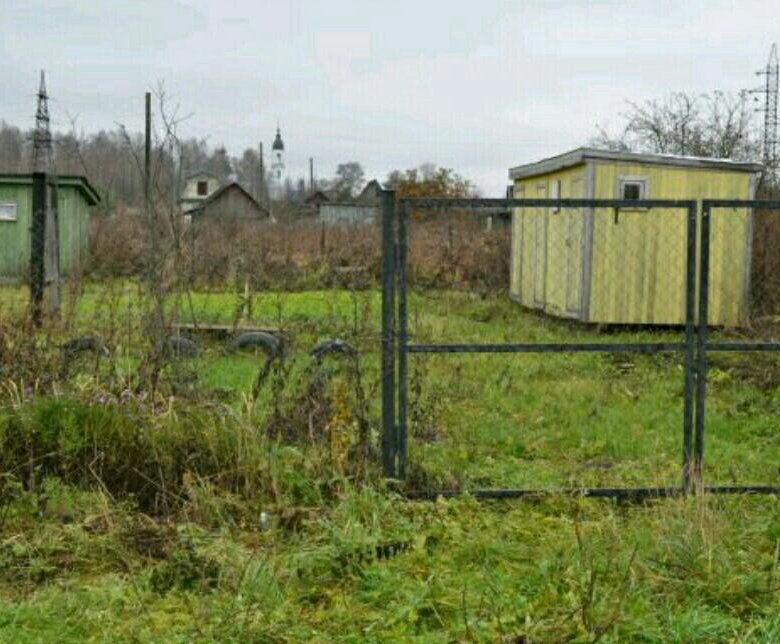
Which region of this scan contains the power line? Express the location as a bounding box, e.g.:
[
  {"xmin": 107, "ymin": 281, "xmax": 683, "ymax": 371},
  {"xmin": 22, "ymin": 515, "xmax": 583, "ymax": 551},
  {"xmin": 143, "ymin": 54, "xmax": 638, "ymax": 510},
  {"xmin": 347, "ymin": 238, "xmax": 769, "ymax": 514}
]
[{"xmin": 747, "ymin": 44, "xmax": 779, "ymax": 183}]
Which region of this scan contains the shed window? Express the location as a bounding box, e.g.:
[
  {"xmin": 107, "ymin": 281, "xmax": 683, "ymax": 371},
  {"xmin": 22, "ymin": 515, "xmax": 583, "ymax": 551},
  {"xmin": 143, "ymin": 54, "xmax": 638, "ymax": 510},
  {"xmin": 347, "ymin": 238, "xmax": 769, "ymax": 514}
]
[
  {"xmin": 619, "ymin": 179, "xmax": 647, "ymax": 202},
  {"xmin": 197, "ymin": 181, "xmax": 209, "ymax": 196},
  {"xmin": 0, "ymin": 202, "xmax": 17, "ymax": 221}
]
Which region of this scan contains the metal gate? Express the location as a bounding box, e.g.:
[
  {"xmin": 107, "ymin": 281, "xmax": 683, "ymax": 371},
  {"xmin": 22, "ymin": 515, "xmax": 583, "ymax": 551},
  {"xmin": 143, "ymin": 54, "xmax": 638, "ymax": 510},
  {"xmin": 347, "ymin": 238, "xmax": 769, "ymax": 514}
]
[
  {"xmin": 693, "ymin": 199, "xmax": 780, "ymax": 495},
  {"xmin": 379, "ymin": 193, "xmax": 780, "ymax": 499}
]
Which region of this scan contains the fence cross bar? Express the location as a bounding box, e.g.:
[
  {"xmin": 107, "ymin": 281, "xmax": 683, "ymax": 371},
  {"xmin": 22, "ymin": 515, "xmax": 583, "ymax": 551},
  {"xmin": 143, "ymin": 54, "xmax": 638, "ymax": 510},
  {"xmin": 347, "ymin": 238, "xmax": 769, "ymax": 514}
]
[
  {"xmin": 399, "ymin": 197, "xmax": 696, "ymax": 209},
  {"xmin": 407, "ymin": 342, "xmax": 687, "ymax": 354},
  {"xmin": 384, "ymin": 194, "xmax": 780, "ymax": 500}
]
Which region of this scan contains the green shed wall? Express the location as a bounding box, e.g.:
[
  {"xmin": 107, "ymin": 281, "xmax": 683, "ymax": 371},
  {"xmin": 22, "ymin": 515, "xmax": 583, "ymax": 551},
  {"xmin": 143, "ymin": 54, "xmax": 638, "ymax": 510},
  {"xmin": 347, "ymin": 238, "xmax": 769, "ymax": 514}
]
[
  {"xmin": 56, "ymin": 187, "xmax": 90, "ymax": 276},
  {"xmin": 0, "ymin": 184, "xmax": 91, "ymax": 281},
  {"xmin": 0, "ymin": 183, "xmax": 32, "ymax": 279}
]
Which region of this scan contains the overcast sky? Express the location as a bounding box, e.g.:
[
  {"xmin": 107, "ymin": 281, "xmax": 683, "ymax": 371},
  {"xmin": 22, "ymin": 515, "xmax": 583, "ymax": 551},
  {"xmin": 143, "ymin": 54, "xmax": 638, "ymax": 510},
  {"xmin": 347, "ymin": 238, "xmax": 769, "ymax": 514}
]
[{"xmin": 2, "ymin": 0, "xmax": 779, "ymax": 194}]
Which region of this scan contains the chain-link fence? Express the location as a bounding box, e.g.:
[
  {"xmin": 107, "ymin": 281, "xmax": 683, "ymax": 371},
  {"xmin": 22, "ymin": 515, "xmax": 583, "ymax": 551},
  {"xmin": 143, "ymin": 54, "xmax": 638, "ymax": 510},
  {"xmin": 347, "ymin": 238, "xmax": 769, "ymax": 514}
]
[
  {"xmin": 376, "ymin": 193, "xmax": 780, "ymax": 500},
  {"xmin": 7, "ymin": 186, "xmax": 780, "ymax": 500},
  {"xmin": 380, "ymin": 196, "xmax": 701, "ymax": 499},
  {"xmin": 693, "ymin": 199, "xmax": 780, "ymax": 492}
]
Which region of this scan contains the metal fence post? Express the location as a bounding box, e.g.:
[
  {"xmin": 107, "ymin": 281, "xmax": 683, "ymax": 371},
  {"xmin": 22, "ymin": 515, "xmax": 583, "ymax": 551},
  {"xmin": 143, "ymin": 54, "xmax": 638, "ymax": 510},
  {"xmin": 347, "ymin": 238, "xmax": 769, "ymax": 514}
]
[
  {"xmin": 397, "ymin": 201, "xmax": 409, "ymax": 479},
  {"xmin": 682, "ymin": 202, "xmax": 697, "ymax": 494},
  {"xmin": 694, "ymin": 202, "xmax": 711, "ymax": 487},
  {"xmin": 380, "ymin": 189, "xmax": 397, "ymax": 478}
]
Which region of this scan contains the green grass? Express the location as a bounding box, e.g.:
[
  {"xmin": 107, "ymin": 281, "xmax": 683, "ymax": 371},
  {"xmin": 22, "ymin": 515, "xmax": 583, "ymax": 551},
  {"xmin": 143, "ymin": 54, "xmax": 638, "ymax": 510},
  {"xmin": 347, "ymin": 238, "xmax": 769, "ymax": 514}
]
[{"xmin": 2, "ymin": 283, "xmax": 780, "ymax": 641}]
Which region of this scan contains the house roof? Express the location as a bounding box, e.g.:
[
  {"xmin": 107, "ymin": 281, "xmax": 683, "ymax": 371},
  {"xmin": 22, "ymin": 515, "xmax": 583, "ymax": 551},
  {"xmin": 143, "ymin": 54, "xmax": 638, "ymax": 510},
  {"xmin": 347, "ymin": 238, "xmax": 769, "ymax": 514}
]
[
  {"xmin": 0, "ymin": 173, "xmax": 101, "ymax": 205},
  {"xmin": 189, "ymin": 181, "xmax": 269, "ymax": 216},
  {"xmin": 356, "ymin": 179, "xmax": 383, "ymax": 203},
  {"xmin": 509, "ymin": 147, "xmax": 764, "ymax": 180},
  {"xmin": 305, "ymin": 190, "xmax": 330, "ymax": 204}
]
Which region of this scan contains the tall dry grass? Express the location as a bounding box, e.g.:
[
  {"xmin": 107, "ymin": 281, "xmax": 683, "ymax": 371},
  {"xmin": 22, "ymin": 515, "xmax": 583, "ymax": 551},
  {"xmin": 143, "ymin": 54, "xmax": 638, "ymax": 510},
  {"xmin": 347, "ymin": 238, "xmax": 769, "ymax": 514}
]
[{"xmin": 86, "ymin": 212, "xmax": 511, "ymax": 292}]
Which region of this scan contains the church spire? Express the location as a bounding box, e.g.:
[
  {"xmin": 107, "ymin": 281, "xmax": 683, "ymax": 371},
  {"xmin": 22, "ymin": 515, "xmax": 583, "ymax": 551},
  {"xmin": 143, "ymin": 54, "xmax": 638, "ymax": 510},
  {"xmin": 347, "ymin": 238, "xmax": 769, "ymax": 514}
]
[
  {"xmin": 269, "ymin": 123, "xmax": 286, "ymax": 199},
  {"xmin": 272, "ymin": 123, "xmax": 284, "ymax": 151}
]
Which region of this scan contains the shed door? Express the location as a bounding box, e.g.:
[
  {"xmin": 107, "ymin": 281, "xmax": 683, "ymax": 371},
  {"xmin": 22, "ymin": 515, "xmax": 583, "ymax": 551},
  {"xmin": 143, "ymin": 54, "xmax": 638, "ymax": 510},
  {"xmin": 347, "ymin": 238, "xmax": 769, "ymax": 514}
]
[
  {"xmin": 533, "ymin": 184, "xmax": 548, "ymax": 307},
  {"xmin": 565, "ymin": 178, "xmax": 584, "ymax": 314}
]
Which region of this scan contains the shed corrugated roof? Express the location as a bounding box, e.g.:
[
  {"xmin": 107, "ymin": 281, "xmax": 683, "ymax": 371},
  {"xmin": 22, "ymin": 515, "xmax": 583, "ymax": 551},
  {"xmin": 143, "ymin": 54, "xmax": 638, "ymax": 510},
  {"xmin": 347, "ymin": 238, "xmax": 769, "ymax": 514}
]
[
  {"xmin": 0, "ymin": 173, "xmax": 101, "ymax": 205},
  {"xmin": 509, "ymin": 147, "xmax": 763, "ymax": 180}
]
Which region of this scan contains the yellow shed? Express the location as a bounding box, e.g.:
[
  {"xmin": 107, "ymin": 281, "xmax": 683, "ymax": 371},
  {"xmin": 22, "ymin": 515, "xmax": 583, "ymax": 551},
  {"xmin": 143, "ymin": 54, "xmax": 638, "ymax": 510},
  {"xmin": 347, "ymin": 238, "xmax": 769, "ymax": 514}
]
[{"xmin": 508, "ymin": 148, "xmax": 762, "ymax": 326}]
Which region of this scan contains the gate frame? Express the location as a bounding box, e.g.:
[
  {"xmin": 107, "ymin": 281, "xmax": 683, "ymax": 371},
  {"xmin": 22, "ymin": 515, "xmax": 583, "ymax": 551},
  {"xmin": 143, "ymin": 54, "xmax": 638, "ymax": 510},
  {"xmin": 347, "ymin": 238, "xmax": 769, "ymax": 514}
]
[
  {"xmin": 380, "ymin": 194, "xmax": 780, "ymax": 499},
  {"xmin": 694, "ymin": 199, "xmax": 780, "ymax": 493}
]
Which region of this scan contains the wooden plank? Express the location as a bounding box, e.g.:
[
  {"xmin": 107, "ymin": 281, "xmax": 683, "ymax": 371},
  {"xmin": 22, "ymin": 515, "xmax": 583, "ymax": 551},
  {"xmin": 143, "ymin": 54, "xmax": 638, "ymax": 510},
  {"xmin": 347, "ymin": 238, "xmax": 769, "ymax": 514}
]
[{"xmin": 172, "ymin": 322, "xmax": 281, "ymax": 337}]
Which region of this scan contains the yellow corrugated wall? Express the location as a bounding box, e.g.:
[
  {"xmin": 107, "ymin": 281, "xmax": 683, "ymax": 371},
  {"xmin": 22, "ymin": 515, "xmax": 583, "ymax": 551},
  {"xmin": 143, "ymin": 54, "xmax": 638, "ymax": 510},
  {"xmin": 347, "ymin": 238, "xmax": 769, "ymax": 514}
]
[
  {"xmin": 511, "ymin": 164, "xmax": 586, "ymax": 316},
  {"xmin": 511, "ymin": 161, "xmax": 753, "ymax": 326},
  {"xmin": 591, "ymin": 162, "xmax": 751, "ymax": 326}
]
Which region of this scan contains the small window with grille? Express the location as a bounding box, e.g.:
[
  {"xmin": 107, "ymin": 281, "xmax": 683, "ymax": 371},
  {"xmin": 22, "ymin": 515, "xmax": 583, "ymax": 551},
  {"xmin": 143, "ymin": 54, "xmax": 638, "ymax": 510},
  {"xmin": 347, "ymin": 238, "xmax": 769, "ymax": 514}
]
[
  {"xmin": 197, "ymin": 181, "xmax": 209, "ymax": 196},
  {"xmin": 618, "ymin": 178, "xmax": 648, "ymax": 202}
]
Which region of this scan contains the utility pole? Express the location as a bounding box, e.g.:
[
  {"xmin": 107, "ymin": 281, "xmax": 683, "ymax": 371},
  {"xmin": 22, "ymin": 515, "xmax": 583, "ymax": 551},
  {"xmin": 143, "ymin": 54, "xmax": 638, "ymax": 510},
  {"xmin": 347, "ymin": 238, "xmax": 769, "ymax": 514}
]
[
  {"xmin": 309, "ymin": 157, "xmax": 315, "ymax": 192},
  {"xmin": 258, "ymin": 141, "xmax": 268, "ymax": 207},
  {"xmin": 748, "ymin": 44, "xmax": 779, "ymax": 188},
  {"xmin": 143, "ymin": 90, "xmax": 153, "ymax": 278},
  {"xmin": 145, "ymin": 92, "xmax": 151, "ymax": 213}
]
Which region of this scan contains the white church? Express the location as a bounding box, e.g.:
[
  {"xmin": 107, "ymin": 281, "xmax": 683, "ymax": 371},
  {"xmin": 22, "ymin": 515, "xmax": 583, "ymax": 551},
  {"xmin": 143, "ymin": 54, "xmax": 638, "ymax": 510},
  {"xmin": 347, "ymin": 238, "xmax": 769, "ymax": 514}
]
[{"xmin": 268, "ymin": 125, "xmax": 285, "ymax": 200}]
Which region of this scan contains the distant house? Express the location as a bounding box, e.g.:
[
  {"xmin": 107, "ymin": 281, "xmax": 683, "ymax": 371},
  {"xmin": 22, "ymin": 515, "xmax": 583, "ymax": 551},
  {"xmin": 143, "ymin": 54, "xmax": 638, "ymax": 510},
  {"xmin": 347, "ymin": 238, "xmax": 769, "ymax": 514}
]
[
  {"xmin": 179, "ymin": 172, "xmax": 269, "ymax": 222},
  {"xmin": 356, "ymin": 179, "xmax": 382, "ymax": 204},
  {"xmin": 179, "ymin": 171, "xmax": 221, "ymax": 214},
  {"xmin": 317, "ymin": 179, "xmax": 382, "ymax": 226},
  {"xmin": 304, "ymin": 190, "xmax": 330, "ymax": 208},
  {"xmin": 477, "ymin": 186, "xmax": 512, "ymax": 231},
  {"xmin": 188, "ymin": 183, "xmax": 269, "ymax": 222}
]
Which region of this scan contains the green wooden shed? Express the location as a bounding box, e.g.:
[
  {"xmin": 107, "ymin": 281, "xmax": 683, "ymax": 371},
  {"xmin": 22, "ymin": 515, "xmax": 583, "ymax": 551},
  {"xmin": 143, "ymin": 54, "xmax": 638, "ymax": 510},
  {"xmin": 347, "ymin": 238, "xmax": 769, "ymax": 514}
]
[{"xmin": 0, "ymin": 174, "xmax": 100, "ymax": 281}]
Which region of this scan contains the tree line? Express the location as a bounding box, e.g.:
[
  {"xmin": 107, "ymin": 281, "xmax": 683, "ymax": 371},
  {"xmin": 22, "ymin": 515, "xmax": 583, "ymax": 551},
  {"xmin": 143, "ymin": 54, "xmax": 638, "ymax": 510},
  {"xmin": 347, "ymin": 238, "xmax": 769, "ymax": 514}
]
[
  {"xmin": 0, "ymin": 119, "xmax": 480, "ymax": 208},
  {"xmin": 0, "ymin": 120, "xmax": 270, "ymax": 208},
  {"xmin": 1, "ymin": 88, "xmax": 760, "ymax": 209}
]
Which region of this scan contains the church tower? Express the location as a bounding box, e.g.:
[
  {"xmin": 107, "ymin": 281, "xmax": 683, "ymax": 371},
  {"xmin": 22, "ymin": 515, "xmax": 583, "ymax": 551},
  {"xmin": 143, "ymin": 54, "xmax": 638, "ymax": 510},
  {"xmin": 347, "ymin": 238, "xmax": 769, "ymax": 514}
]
[{"xmin": 270, "ymin": 124, "xmax": 285, "ymax": 199}]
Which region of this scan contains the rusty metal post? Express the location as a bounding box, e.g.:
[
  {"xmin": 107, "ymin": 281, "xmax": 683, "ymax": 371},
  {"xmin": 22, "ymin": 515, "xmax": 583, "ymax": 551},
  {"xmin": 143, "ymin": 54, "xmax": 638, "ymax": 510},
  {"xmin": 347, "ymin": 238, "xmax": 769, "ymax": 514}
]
[
  {"xmin": 380, "ymin": 189, "xmax": 397, "ymax": 477},
  {"xmin": 682, "ymin": 202, "xmax": 697, "ymax": 494}
]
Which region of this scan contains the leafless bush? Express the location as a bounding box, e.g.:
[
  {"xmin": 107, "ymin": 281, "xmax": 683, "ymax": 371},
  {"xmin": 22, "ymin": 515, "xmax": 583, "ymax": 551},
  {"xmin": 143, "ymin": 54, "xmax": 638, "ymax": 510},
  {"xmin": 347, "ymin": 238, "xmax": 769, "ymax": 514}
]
[
  {"xmin": 86, "ymin": 212, "xmax": 511, "ymax": 292},
  {"xmin": 87, "ymin": 205, "xmax": 146, "ymax": 277}
]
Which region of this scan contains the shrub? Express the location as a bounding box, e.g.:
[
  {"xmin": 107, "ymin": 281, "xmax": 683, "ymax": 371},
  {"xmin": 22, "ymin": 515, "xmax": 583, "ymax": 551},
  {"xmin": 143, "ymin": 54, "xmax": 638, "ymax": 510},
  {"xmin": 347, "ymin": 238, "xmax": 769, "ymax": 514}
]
[{"xmin": 85, "ymin": 212, "xmax": 510, "ymax": 292}]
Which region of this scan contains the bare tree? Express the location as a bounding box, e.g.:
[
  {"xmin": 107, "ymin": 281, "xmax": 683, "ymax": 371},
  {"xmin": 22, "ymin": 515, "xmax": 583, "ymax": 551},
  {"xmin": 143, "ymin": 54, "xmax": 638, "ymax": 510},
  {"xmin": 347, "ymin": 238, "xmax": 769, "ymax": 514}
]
[
  {"xmin": 114, "ymin": 84, "xmax": 198, "ymax": 392},
  {"xmin": 0, "ymin": 121, "xmax": 25, "ymax": 171},
  {"xmin": 331, "ymin": 162, "xmax": 365, "ymax": 199},
  {"xmin": 592, "ymin": 91, "xmax": 759, "ymax": 161}
]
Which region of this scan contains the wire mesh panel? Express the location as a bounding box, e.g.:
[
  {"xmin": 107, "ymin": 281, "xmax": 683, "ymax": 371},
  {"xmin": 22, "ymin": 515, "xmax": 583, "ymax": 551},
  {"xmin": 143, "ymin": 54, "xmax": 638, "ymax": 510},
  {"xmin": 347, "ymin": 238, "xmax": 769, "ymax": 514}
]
[
  {"xmin": 513, "ymin": 203, "xmax": 692, "ymax": 327},
  {"xmin": 385, "ymin": 197, "xmax": 699, "ymax": 499},
  {"xmin": 696, "ymin": 200, "xmax": 780, "ymax": 492}
]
